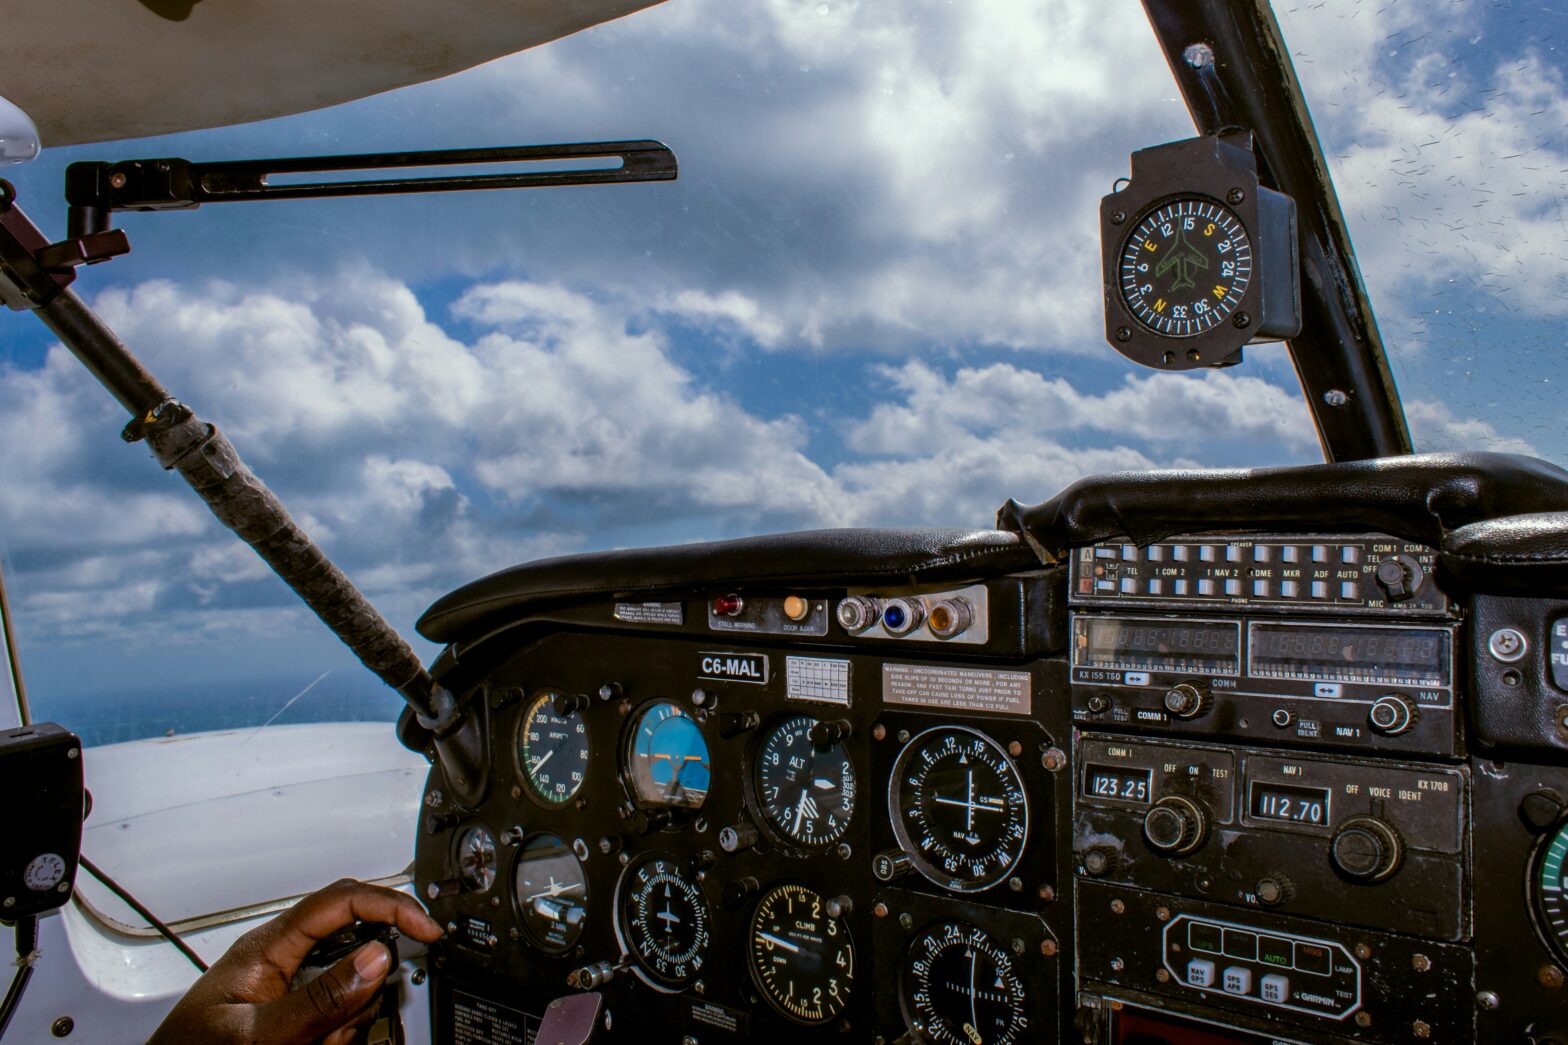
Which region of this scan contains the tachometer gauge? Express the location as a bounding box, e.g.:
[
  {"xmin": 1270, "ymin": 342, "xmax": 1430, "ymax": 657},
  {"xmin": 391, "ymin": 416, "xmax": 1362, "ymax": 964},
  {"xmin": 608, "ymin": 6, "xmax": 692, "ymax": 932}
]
[
  {"xmin": 1119, "ymin": 197, "xmax": 1252, "ymax": 338},
  {"xmin": 625, "ymin": 700, "xmax": 711, "ymax": 809},
  {"xmin": 513, "ymin": 833, "xmax": 588, "ymax": 953},
  {"xmin": 754, "ymin": 715, "xmax": 856, "ymax": 848},
  {"xmin": 889, "ymin": 726, "xmax": 1029, "ymax": 892},
  {"xmin": 516, "ymin": 689, "xmax": 590, "ymax": 807},
  {"xmin": 1530, "ymin": 819, "xmax": 1568, "ymax": 965},
  {"xmin": 900, "ymin": 922, "xmax": 1028, "ymax": 1045},
  {"xmin": 456, "ymin": 824, "xmax": 497, "ymax": 892},
  {"xmin": 747, "ymin": 883, "xmax": 854, "ymax": 1024},
  {"xmin": 617, "ymin": 853, "xmax": 711, "ymax": 987}
]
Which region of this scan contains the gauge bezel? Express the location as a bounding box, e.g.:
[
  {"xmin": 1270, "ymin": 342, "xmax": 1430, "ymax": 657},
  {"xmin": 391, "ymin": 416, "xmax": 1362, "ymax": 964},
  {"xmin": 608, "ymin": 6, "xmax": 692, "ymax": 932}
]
[
  {"xmin": 746, "ymin": 882, "xmax": 855, "ymax": 1025},
  {"xmin": 1115, "ymin": 194, "xmax": 1254, "ymax": 340},
  {"xmin": 745, "ymin": 713, "xmax": 858, "ymax": 852},
  {"xmin": 613, "ymin": 851, "xmax": 713, "ymax": 991},
  {"xmin": 510, "ymin": 832, "xmax": 589, "ymax": 955},
  {"xmin": 621, "ymin": 698, "xmax": 712, "ymax": 810},
  {"xmin": 1526, "ymin": 817, "xmax": 1568, "ymax": 967},
  {"xmin": 512, "ymin": 688, "xmax": 590, "ymax": 809},
  {"xmin": 897, "ymin": 921, "xmax": 1029, "ymax": 1045},
  {"xmin": 886, "ymin": 724, "xmax": 1030, "ymax": 894},
  {"xmin": 452, "ymin": 822, "xmax": 498, "ymax": 895}
]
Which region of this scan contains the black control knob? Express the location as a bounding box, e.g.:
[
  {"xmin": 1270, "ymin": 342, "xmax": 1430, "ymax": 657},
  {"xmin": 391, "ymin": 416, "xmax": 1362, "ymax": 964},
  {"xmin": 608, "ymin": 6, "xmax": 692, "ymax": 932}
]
[
  {"xmin": 810, "ymin": 719, "xmax": 853, "ymax": 746},
  {"xmin": 425, "ymin": 878, "xmax": 462, "ymax": 900},
  {"xmin": 1373, "ymin": 556, "xmax": 1424, "ymax": 601},
  {"xmin": 1368, "ymin": 693, "xmax": 1418, "ymax": 735},
  {"xmin": 1330, "ymin": 815, "xmax": 1403, "ymax": 882},
  {"xmin": 872, "ymin": 849, "xmax": 914, "ymax": 882},
  {"xmin": 722, "ymin": 876, "xmax": 761, "ymax": 910},
  {"xmin": 553, "ymin": 691, "xmax": 591, "ymax": 715},
  {"xmin": 718, "ymin": 710, "xmax": 760, "ymax": 739},
  {"xmin": 1162, "ymin": 682, "xmax": 1211, "ymax": 720},
  {"xmin": 1255, "ymin": 874, "xmax": 1295, "ymax": 906},
  {"xmin": 1143, "ymin": 795, "xmax": 1207, "ymax": 855},
  {"xmin": 630, "ymin": 808, "xmax": 673, "ymax": 835},
  {"xmin": 1081, "ymin": 846, "xmax": 1121, "ymax": 878},
  {"xmin": 718, "ymin": 822, "xmax": 759, "ymax": 853}
]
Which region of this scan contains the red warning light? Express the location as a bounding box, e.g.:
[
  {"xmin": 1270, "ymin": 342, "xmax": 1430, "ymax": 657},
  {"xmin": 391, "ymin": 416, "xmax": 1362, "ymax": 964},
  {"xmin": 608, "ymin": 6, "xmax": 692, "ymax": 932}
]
[{"xmin": 712, "ymin": 593, "xmax": 745, "ymax": 617}]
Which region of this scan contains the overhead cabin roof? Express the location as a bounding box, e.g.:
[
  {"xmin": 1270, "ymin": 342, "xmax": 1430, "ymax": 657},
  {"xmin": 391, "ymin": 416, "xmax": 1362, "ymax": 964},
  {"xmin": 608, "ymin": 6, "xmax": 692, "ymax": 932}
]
[{"xmin": 1, "ymin": 0, "xmax": 664, "ymax": 146}]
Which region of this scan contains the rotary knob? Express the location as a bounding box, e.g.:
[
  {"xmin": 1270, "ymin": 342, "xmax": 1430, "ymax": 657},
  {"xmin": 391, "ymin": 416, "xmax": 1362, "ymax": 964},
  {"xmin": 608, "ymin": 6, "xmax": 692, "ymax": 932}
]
[
  {"xmin": 1143, "ymin": 795, "xmax": 1207, "ymax": 855},
  {"xmin": 1255, "ymin": 874, "xmax": 1295, "ymax": 907},
  {"xmin": 1162, "ymin": 682, "xmax": 1211, "ymax": 720},
  {"xmin": 1330, "ymin": 815, "xmax": 1403, "ymax": 882},
  {"xmin": 1080, "ymin": 846, "xmax": 1121, "ymax": 878},
  {"xmin": 872, "ymin": 849, "xmax": 913, "ymax": 882},
  {"xmin": 1368, "ymin": 693, "xmax": 1418, "ymax": 736}
]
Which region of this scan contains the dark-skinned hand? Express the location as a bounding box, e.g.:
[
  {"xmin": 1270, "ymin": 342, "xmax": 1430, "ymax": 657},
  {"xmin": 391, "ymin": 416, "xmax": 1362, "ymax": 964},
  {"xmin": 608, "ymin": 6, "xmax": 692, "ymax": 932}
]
[{"xmin": 147, "ymin": 878, "xmax": 443, "ymax": 1045}]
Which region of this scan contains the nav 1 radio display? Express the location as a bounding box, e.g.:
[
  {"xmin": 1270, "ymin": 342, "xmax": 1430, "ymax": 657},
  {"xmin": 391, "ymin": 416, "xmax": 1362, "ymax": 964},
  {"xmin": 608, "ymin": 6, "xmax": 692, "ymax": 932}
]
[
  {"xmin": 1074, "ymin": 617, "xmax": 1241, "ymax": 674},
  {"xmin": 1248, "ymin": 782, "xmax": 1330, "ymax": 825},
  {"xmin": 1248, "ymin": 623, "xmax": 1449, "ymax": 686}
]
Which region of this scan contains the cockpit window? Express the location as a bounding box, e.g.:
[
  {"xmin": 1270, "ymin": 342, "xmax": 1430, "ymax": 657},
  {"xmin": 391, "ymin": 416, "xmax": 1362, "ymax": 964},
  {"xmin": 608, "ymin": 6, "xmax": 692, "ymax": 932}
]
[
  {"xmin": 10, "ymin": 0, "xmax": 1552, "ymax": 742},
  {"xmin": 1278, "ymin": 0, "xmax": 1568, "ymax": 461}
]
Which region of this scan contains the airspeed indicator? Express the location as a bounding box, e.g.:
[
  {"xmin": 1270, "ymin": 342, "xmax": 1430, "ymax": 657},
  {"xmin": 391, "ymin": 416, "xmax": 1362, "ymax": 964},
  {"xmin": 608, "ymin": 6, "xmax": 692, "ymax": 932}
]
[{"xmin": 1119, "ymin": 197, "xmax": 1252, "ymax": 338}]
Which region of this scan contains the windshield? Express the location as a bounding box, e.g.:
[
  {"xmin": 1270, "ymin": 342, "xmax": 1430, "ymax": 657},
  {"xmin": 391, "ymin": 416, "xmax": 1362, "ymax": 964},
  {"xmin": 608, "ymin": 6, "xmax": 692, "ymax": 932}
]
[{"xmin": 0, "ymin": 0, "xmax": 1560, "ymax": 741}]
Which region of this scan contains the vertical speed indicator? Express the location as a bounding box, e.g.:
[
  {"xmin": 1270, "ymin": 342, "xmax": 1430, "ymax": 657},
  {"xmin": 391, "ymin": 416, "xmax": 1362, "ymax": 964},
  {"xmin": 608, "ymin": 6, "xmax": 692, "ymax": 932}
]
[
  {"xmin": 889, "ymin": 726, "xmax": 1029, "ymax": 893},
  {"xmin": 1119, "ymin": 197, "xmax": 1252, "ymax": 338}
]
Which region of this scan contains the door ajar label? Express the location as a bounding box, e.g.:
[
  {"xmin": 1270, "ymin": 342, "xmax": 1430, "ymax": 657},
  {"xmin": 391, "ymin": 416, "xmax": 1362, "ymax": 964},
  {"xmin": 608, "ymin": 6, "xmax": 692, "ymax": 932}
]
[{"xmin": 699, "ymin": 651, "xmax": 769, "ymax": 684}]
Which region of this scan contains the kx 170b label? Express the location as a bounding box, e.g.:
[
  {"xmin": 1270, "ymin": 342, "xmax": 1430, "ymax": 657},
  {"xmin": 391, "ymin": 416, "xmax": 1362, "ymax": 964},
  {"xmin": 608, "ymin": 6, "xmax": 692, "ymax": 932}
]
[{"xmin": 698, "ymin": 652, "xmax": 769, "ymax": 684}]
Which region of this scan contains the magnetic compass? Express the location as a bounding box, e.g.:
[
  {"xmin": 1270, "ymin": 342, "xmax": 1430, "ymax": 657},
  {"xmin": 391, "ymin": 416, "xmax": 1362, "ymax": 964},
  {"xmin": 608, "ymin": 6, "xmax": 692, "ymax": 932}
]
[
  {"xmin": 900, "ymin": 922, "xmax": 1028, "ymax": 1045},
  {"xmin": 888, "ymin": 726, "xmax": 1029, "ymax": 893},
  {"xmin": 1100, "ymin": 133, "xmax": 1299, "ymax": 370},
  {"xmin": 753, "ymin": 714, "xmax": 856, "ymax": 849},
  {"xmin": 616, "ymin": 853, "xmax": 711, "ymax": 987}
]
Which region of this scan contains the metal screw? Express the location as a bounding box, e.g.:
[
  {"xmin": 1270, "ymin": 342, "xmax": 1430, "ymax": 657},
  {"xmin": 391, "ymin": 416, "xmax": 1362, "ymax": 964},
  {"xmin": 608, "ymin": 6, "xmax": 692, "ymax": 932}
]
[
  {"xmin": 509, "ymin": 927, "xmax": 520, "ymax": 940},
  {"xmin": 1039, "ymin": 885, "xmax": 1056, "ymax": 902},
  {"xmin": 1355, "ymin": 1012, "xmax": 1372, "ymax": 1028},
  {"xmin": 490, "ymin": 896, "xmax": 501, "ymax": 908},
  {"xmin": 1183, "ymin": 42, "xmax": 1215, "ymax": 68},
  {"xmin": 1412, "ymin": 1020, "xmax": 1430, "ymax": 1039},
  {"xmin": 3, "ymin": 897, "xmax": 13, "ymax": 908},
  {"xmin": 1557, "ymin": 706, "xmax": 1568, "ymax": 738},
  {"xmin": 898, "ymin": 912, "xmax": 914, "ymax": 930},
  {"xmin": 412, "ymin": 969, "xmax": 428, "ymax": 986},
  {"xmin": 1040, "ymin": 939, "xmax": 1058, "ymax": 957},
  {"xmin": 1226, "ymin": 187, "xmax": 1245, "ymax": 205},
  {"xmin": 446, "ymin": 921, "xmax": 458, "ymax": 934},
  {"xmin": 1110, "ymin": 958, "xmax": 1125, "ymax": 972},
  {"xmin": 51, "ymin": 1017, "xmax": 74, "ymax": 1038},
  {"xmin": 1476, "ymin": 990, "xmax": 1501, "ymax": 1011},
  {"xmin": 691, "ymin": 688, "xmax": 710, "ymax": 708},
  {"xmin": 1041, "ymin": 748, "xmax": 1065, "ymax": 772},
  {"xmin": 1110, "ymin": 899, "xmax": 1126, "ymax": 915},
  {"xmin": 67, "ymin": 748, "xmax": 78, "ymax": 760},
  {"xmin": 1156, "ymin": 969, "xmax": 1170, "ymax": 983},
  {"xmin": 1011, "ymin": 937, "xmax": 1026, "ymax": 955},
  {"xmin": 1110, "ymin": 209, "xmax": 1126, "ymax": 225},
  {"xmin": 1539, "ymin": 965, "xmax": 1565, "ymax": 989},
  {"xmin": 1006, "ymin": 740, "xmax": 1023, "ymax": 758},
  {"xmin": 896, "ymin": 729, "xmax": 911, "ymax": 744},
  {"xmin": 1155, "ymin": 906, "xmax": 1170, "ymax": 922},
  {"xmin": 1488, "ymin": 628, "xmax": 1527, "ymax": 663},
  {"xmin": 1354, "ymin": 943, "xmax": 1373, "ymax": 960},
  {"xmin": 693, "ymin": 980, "xmax": 705, "ymax": 996},
  {"xmin": 1186, "ymin": 348, "xmax": 1201, "ymax": 362},
  {"xmin": 426, "ymin": 789, "xmax": 445, "ymax": 807},
  {"xmin": 1231, "ymin": 311, "xmax": 1251, "ymax": 329},
  {"xmin": 510, "ymin": 785, "xmax": 522, "ymax": 800},
  {"xmin": 108, "ymin": 172, "xmax": 128, "ymax": 189},
  {"xmin": 1115, "ymin": 326, "xmax": 1132, "ymax": 343},
  {"xmin": 872, "ymin": 723, "xmax": 887, "ymax": 741},
  {"xmin": 872, "ymin": 901, "xmax": 889, "ymax": 919},
  {"xmin": 1008, "ymin": 876, "xmax": 1024, "ymax": 892},
  {"xmin": 1162, "ymin": 351, "xmax": 1176, "ymax": 365},
  {"xmin": 1323, "ymin": 389, "xmax": 1349, "ymax": 407},
  {"xmin": 1412, "ymin": 954, "xmax": 1431, "ymax": 972},
  {"xmin": 836, "ymin": 843, "xmax": 853, "ymax": 860}
]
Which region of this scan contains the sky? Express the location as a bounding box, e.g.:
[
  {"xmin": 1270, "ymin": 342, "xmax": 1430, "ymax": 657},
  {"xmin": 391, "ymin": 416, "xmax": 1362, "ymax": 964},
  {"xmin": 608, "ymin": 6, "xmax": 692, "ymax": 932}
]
[{"xmin": 0, "ymin": 0, "xmax": 1563, "ymax": 727}]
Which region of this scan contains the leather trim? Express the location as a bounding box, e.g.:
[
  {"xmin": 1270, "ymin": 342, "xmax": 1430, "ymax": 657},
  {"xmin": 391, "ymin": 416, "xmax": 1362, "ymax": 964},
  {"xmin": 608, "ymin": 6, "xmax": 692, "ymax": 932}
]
[
  {"xmin": 417, "ymin": 528, "xmax": 1038, "ymax": 643},
  {"xmin": 996, "ymin": 452, "xmax": 1568, "ymax": 563},
  {"xmin": 1441, "ymin": 512, "xmax": 1568, "ymax": 594}
]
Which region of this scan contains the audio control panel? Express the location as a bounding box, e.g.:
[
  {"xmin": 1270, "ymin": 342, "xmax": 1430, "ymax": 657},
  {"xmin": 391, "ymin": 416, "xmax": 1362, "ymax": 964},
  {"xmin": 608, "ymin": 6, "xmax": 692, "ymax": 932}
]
[{"xmin": 1070, "ymin": 534, "xmax": 1451, "ymax": 617}]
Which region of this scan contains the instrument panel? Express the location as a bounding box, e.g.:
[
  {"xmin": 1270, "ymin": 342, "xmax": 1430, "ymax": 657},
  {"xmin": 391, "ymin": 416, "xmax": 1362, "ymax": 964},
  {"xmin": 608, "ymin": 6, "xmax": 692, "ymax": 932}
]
[{"xmin": 413, "ymin": 535, "xmax": 1568, "ymax": 1043}]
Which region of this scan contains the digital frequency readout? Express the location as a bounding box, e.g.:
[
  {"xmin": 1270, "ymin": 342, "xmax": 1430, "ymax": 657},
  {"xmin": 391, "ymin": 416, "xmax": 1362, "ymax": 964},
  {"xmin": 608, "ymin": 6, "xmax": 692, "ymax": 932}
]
[
  {"xmin": 1249, "ymin": 782, "xmax": 1331, "ymax": 825},
  {"xmin": 1249, "ymin": 624, "xmax": 1449, "ymax": 686},
  {"xmin": 1083, "ymin": 764, "xmax": 1153, "ymax": 803},
  {"xmin": 1076, "ymin": 618, "xmax": 1240, "ymax": 675}
]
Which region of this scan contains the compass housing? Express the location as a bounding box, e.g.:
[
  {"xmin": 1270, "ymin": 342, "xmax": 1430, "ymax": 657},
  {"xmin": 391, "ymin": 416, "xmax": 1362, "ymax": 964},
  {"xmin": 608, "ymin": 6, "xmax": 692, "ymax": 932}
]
[{"xmin": 1100, "ymin": 133, "xmax": 1300, "ymax": 371}]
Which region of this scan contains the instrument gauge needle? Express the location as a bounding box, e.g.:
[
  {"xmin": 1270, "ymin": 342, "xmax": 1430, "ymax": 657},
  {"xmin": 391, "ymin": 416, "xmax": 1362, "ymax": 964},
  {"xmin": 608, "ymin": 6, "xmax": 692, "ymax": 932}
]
[{"xmin": 759, "ymin": 931, "xmax": 802, "ymax": 954}]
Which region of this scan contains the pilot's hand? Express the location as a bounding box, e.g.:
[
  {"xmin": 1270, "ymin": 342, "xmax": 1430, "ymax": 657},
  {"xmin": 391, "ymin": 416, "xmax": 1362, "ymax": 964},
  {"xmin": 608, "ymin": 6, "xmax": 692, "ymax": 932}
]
[{"xmin": 147, "ymin": 878, "xmax": 444, "ymax": 1045}]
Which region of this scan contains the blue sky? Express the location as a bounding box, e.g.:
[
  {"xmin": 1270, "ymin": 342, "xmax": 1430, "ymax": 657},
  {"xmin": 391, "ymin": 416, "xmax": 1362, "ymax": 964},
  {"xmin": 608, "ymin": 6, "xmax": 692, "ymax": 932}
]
[{"xmin": 0, "ymin": 0, "xmax": 1563, "ymax": 725}]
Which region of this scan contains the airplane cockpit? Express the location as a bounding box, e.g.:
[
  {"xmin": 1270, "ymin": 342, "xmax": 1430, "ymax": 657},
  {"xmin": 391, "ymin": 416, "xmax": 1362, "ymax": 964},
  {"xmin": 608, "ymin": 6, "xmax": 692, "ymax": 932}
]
[{"xmin": 2, "ymin": 1, "xmax": 1567, "ymax": 1043}]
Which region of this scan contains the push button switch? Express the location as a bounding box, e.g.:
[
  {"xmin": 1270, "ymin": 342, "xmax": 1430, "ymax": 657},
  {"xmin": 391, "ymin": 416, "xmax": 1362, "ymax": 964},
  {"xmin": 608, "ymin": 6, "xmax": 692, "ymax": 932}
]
[
  {"xmin": 1260, "ymin": 973, "xmax": 1290, "ymax": 1003},
  {"xmin": 1186, "ymin": 959, "xmax": 1216, "ymax": 988},
  {"xmin": 1222, "ymin": 966, "xmax": 1253, "ymax": 995}
]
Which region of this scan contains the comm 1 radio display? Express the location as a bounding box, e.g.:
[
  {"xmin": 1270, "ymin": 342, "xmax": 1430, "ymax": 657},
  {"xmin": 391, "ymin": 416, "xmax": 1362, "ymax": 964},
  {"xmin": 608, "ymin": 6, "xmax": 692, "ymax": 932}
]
[
  {"xmin": 1074, "ymin": 617, "xmax": 1241, "ymax": 675},
  {"xmin": 1248, "ymin": 623, "xmax": 1450, "ymax": 686}
]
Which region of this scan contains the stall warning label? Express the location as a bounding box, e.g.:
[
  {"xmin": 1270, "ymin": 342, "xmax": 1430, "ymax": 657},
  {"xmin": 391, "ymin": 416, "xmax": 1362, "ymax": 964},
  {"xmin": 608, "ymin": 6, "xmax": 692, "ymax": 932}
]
[
  {"xmin": 451, "ymin": 991, "xmax": 540, "ymax": 1045},
  {"xmin": 883, "ymin": 663, "xmax": 1032, "ymax": 715}
]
